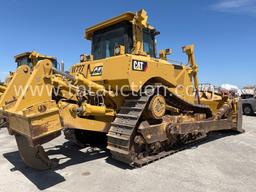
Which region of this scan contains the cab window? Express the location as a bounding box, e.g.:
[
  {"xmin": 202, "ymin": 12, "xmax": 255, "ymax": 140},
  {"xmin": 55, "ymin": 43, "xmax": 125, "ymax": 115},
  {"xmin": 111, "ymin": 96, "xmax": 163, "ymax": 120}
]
[
  {"xmin": 92, "ymin": 21, "xmax": 133, "ymax": 60},
  {"xmin": 17, "ymin": 57, "xmax": 33, "ymax": 68},
  {"xmin": 143, "ymin": 30, "xmax": 156, "ymax": 58}
]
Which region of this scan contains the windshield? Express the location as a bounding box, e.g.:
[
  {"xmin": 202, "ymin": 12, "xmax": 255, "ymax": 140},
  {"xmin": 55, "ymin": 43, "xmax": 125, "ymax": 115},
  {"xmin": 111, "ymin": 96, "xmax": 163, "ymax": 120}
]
[
  {"xmin": 91, "ymin": 21, "xmax": 133, "ymax": 60},
  {"xmin": 16, "ymin": 57, "xmax": 58, "ymax": 68},
  {"xmin": 16, "ymin": 57, "xmax": 33, "ymax": 68}
]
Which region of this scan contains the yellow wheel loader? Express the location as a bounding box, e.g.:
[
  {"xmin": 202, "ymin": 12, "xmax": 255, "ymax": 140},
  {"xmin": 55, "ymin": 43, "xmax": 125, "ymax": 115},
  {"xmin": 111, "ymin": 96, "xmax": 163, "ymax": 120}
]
[
  {"xmin": 0, "ymin": 51, "xmax": 58, "ymax": 127},
  {"xmin": 1, "ymin": 9, "xmax": 243, "ymax": 170}
]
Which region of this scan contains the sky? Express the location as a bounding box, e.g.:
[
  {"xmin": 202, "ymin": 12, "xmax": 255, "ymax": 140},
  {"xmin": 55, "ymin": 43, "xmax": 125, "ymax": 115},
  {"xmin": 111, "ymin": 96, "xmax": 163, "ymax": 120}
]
[{"xmin": 0, "ymin": 0, "xmax": 255, "ymax": 88}]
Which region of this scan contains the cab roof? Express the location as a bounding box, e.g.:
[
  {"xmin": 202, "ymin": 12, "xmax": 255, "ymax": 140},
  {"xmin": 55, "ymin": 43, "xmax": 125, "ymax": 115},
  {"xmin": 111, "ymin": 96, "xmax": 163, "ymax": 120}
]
[
  {"xmin": 85, "ymin": 11, "xmax": 154, "ymax": 40},
  {"xmin": 14, "ymin": 52, "xmax": 31, "ymax": 61},
  {"xmin": 14, "ymin": 52, "xmax": 56, "ymax": 62},
  {"xmin": 85, "ymin": 12, "xmax": 135, "ymax": 40}
]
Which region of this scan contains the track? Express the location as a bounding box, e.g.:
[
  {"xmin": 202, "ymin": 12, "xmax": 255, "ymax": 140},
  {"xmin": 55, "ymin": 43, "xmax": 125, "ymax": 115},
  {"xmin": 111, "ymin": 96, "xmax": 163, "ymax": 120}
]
[
  {"xmin": 132, "ymin": 136, "xmax": 207, "ymax": 167},
  {"xmin": 107, "ymin": 87, "xmax": 213, "ymax": 166},
  {"xmin": 107, "ymin": 93, "xmax": 149, "ymax": 164}
]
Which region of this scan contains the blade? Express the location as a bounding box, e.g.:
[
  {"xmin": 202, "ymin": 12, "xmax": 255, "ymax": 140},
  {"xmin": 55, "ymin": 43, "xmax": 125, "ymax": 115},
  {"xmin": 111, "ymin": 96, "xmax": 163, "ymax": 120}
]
[{"xmin": 235, "ymin": 100, "xmax": 244, "ymax": 133}]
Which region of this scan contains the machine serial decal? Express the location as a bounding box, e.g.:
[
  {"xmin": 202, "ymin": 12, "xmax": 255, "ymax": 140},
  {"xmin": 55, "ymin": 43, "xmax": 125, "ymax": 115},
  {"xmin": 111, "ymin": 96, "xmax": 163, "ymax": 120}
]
[
  {"xmin": 132, "ymin": 60, "xmax": 147, "ymax": 71},
  {"xmin": 91, "ymin": 66, "xmax": 103, "ymax": 76},
  {"xmin": 72, "ymin": 65, "xmax": 84, "ymax": 73}
]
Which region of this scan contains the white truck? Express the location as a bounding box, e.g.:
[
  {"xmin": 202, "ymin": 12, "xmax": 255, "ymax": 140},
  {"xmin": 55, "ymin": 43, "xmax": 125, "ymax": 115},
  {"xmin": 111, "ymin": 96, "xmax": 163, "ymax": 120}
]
[{"xmin": 241, "ymin": 88, "xmax": 256, "ymax": 115}]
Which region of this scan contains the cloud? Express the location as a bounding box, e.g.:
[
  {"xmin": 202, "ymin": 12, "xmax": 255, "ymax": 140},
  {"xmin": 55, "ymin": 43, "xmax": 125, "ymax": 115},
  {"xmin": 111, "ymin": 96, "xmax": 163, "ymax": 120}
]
[{"xmin": 211, "ymin": 0, "xmax": 256, "ymax": 16}]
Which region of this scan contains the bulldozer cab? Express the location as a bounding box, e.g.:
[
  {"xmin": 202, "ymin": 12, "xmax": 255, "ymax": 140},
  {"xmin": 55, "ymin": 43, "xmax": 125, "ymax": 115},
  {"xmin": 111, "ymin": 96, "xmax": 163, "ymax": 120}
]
[
  {"xmin": 15, "ymin": 51, "xmax": 58, "ymax": 69},
  {"xmin": 86, "ymin": 10, "xmax": 158, "ymax": 60},
  {"xmin": 91, "ymin": 21, "xmax": 133, "ymax": 60}
]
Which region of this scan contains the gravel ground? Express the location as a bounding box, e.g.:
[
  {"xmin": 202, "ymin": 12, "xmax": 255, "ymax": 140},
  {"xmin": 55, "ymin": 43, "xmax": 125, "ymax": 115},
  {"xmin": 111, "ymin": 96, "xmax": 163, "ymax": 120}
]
[{"xmin": 0, "ymin": 115, "xmax": 255, "ymax": 192}]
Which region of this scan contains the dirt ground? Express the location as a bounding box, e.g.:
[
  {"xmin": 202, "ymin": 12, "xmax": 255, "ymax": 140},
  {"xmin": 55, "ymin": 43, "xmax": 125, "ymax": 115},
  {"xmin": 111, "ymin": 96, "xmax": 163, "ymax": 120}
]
[{"xmin": 0, "ymin": 115, "xmax": 255, "ymax": 192}]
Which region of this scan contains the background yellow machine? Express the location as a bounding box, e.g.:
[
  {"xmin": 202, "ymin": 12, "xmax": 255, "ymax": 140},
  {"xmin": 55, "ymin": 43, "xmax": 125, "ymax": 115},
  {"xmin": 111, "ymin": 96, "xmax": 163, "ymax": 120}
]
[
  {"xmin": 0, "ymin": 51, "xmax": 58, "ymax": 95},
  {"xmin": 1, "ymin": 9, "xmax": 243, "ymax": 170},
  {"xmin": 0, "ymin": 51, "xmax": 58, "ymax": 127},
  {"xmin": 0, "ymin": 84, "xmax": 6, "ymax": 98}
]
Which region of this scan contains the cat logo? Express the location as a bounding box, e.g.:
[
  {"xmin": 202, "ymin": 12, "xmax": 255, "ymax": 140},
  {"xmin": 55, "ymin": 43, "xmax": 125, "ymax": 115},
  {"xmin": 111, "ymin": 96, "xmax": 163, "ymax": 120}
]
[
  {"xmin": 132, "ymin": 60, "xmax": 147, "ymax": 71},
  {"xmin": 91, "ymin": 66, "xmax": 103, "ymax": 76}
]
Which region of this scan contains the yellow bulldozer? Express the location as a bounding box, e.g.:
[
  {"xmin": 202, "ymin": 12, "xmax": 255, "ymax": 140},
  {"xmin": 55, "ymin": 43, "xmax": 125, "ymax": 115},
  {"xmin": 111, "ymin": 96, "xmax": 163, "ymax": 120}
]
[
  {"xmin": 0, "ymin": 51, "xmax": 58, "ymax": 127},
  {"xmin": 0, "ymin": 83, "xmax": 7, "ymax": 126},
  {"xmin": 0, "ymin": 51, "xmax": 58, "ymax": 95},
  {"xmin": 1, "ymin": 9, "xmax": 243, "ymax": 170},
  {"xmin": 0, "ymin": 84, "xmax": 6, "ymax": 98}
]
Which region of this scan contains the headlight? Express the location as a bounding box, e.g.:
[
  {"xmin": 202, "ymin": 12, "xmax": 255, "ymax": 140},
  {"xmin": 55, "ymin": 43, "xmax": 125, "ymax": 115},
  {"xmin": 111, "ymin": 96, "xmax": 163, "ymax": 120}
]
[
  {"xmin": 114, "ymin": 47, "xmax": 120, "ymax": 55},
  {"xmin": 80, "ymin": 54, "xmax": 86, "ymax": 62}
]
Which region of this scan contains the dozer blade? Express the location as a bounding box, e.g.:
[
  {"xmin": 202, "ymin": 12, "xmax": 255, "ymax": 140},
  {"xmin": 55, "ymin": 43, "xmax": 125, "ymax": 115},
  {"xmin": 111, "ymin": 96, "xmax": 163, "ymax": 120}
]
[{"xmin": 15, "ymin": 135, "xmax": 59, "ymax": 170}]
